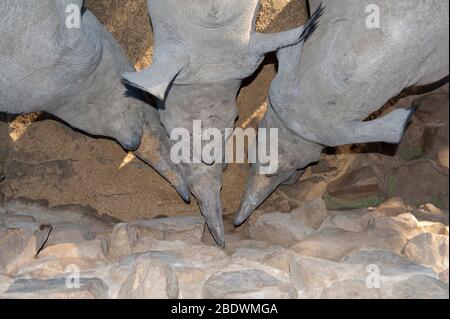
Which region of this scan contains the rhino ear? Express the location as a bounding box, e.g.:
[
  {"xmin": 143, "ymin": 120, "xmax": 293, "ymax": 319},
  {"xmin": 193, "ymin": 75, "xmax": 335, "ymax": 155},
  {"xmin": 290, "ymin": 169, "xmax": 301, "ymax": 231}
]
[
  {"xmin": 122, "ymin": 59, "xmax": 185, "ymax": 101},
  {"xmin": 122, "ymin": 38, "xmax": 189, "ymax": 100}
]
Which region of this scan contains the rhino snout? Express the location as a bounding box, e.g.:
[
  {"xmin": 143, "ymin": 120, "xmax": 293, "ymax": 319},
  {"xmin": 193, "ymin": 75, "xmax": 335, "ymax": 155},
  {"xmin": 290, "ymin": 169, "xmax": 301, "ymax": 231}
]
[
  {"xmin": 113, "ymin": 109, "xmax": 145, "ymax": 151},
  {"xmin": 119, "ymin": 129, "xmax": 143, "ymax": 151}
]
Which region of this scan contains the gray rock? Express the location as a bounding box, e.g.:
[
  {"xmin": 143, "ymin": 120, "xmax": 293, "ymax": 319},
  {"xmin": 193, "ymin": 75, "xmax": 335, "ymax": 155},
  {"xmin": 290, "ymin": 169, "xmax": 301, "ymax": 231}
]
[
  {"xmin": 291, "ymin": 198, "xmax": 330, "ymax": 229},
  {"xmin": 116, "ymin": 255, "xmax": 179, "ymax": 299},
  {"xmin": 343, "ymin": 249, "xmax": 436, "ymax": 278},
  {"xmin": 439, "ymin": 269, "xmax": 449, "ymax": 284},
  {"xmin": 0, "ymin": 274, "xmax": 13, "ymax": 294},
  {"xmin": 37, "ymin": 239, "xmax": 107, "ymax": 265},
  {"xmin": 203, "ymin": 270, "xmax": 297, "ymax": 299},
  {"xmin": 131, "ymin": 216, "xmax": 205, "ymax": 243},
  {"xmin": 2, "ymin": 277, "xmax": 109, "ymax": 299},
  {"xmin": 320, "ymin": 280, "xmax": 383, "ymax": 299},
  {"xmin": 386, "ymin": 275, "xmax": 449, "ymax": 299},
  {"xmin": 0, "ymin": 223, "xmax": 51, "ymax": 275},
  {"xmin": 262, "ymin": 248, "xmax": 299, "ymax": 273},
  {"xmin": 248, "ymin": 212, "xmax": 316, "ymax": 247},
  {"xmin": 175, "ymin": 267, "xmax": 208, "ymax": 299},
  {"xmin": 318, "ymin": 209, "xmax": 373, "ymax": 233},
  {"xmin": 107, "ymin": 223, "xmax": 138, "ymax": 259},
  {"xmin": 403, "ymin": 233, "xmax": 449, "ymax": 273},
  {"xmin": 290, "ymin": 255, "xmax": 366, "ymax": 294}
]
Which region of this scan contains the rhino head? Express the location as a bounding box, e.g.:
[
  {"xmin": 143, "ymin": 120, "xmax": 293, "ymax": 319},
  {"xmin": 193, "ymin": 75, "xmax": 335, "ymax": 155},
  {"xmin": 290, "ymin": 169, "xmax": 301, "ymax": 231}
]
[{"xmin": 121, "ymin": 0, "xmax": 323, "ymax": 247}]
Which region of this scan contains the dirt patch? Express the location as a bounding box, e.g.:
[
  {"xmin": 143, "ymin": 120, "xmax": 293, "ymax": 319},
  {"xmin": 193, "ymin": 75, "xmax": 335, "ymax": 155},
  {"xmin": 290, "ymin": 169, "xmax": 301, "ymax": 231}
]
[{"xmin": 0, "ymin": 1, "xmax": 308, "ymax": 220}]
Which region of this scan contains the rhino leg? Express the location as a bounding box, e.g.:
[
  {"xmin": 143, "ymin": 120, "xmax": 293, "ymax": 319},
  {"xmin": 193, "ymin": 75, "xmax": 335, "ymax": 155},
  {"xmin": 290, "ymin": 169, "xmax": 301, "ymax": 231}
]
[{"xmin": 320, "ymin": 107, "xmax": 415, "ymax": 147}]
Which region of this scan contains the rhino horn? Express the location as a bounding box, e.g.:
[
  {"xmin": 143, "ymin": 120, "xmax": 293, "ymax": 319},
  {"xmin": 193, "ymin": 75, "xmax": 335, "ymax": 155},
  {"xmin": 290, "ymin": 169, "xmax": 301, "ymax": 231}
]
[
  {"xmin": 198, "ymin": 190, "xmax": 225, "ymax": 248},
  {"xmin": 234, "ymin": 169, "xmax": 297, "ymax": 227},
  {"xmin": 186, "ymin": 165, "xmax": 225, "ymax": 247},
  {"xmin": 134, "ymin": 110, "xmax": 191, "ymax": 203}
]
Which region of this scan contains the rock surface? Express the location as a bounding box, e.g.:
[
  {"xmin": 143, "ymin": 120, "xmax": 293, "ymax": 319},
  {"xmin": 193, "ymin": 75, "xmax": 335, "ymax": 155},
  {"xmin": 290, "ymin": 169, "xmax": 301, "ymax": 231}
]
[{"xmin": 0, "ymin": 195, "xmax": 447, "ymax": 299}]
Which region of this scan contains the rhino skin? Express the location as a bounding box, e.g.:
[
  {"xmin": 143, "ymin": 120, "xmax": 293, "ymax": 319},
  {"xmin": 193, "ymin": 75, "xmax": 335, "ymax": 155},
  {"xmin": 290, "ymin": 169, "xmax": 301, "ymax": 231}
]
[
  {"xmin": 235, "ymin": 0, "xmax": 449, "ymax": 226},
  {"xmin": 0, "ymin": 0, "xmax": 190, "ymax": 201},
  {"xmin": 123, "ymin": 0, "xmax": 322, "ymax": 247}
]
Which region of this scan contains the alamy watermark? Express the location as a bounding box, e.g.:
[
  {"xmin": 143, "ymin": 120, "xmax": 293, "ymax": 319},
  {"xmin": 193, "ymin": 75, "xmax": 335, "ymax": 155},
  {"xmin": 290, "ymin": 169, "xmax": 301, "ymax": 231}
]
[
  {"xmin": 170, "ymin": 121, "xmax": 279, "ymax": 175},
  {"xmin": 65, "ymin": 264, "xmax": 80, "ymax": 289},
  {"xmin": 366, "ymin": 4, "xmax": 381, "ymax": 29},
  {"xmin": 65, "ymin": 4, "xmax": 81, "ymax": 29},
  {"xmin": 366, "ymin": 264, "xmax": 381, "ymax": 289}
]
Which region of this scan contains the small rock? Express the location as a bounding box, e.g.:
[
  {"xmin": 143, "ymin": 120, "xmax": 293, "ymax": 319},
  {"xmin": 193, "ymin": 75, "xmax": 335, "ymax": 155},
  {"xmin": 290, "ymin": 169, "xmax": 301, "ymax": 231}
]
[
  {"xmin": 203, "ymin": 270, "xmax": 297, "ymax": 299},
  {"xmin": 45, "ymin": 223, "xmax": 92, "ymax": 246},
  {"xmin": 175, "ymin": 267, "xmax": 207, "ymax": 299},
  {"xmin": 282, "ymin": 176, "xmax": 328, "ymax": 204},
  {"xmin": 403, "ymin": 233, "xmax": 449, "ymax": 273},
  {"xmin": 38, "ymin": 240, "xmax": 106, "ymax": 265},
  {"xmin": 386, "ymin": 275, "xmax": 449, "ymax": 299},
  {"xmin": 0, "ymin": 223, "xmax": 51, "ymax": 274},
  {"xmin": 343, "ymin": 249, "xmax": 435, "ymax": 278},
  {"xmin": 417, "ymin": 221, "xmax": 448, "ymax": 235},
  {"xmin": 320, "ymin": 279, "xmax": 383, "ymax": 299},
  {"xmin": 370, "ymin": 213, "xmax": 424, "ymax": 238},
  {"xmin": 108, "ymin": 223, "xmax": 138, "ymax": 259},
  {"xmin": 0, "ymin": 213, "xmax": 36, "ymax": 225},
  {"xmin": 262, "ymin": 248, "xmax": 299, "ymax": 273},
  {"xmin": 2, "ymin": 277, "xmax": 109, "ymax": 299},
  {"xmin": 224, "ymin": 239, "xmax": 274, "ymax": 256},
  {"xmin": 232, "ymin": 248, "xmax": 272, "ymax": 262},
  {"xmin": 292, "ymin": 228, "xmax": 364, "ymax": 261},
  {"xmin": 437, "ymin": 147, "xmax": 449, "ymax": 169},
  {"xmin": 413, "ymin": 204, "xmax": 449, "ymax": 225},
  {"xmin": 439, "ymin": 269, "xmax": 449, "ymax": 284},
  {"xmin": 15, "ymin": 258, "xmax": 65, "ymax": 279},
  {"xmin": 387, "ymin": 161, "xmax": 449, "ymax": 211},
  {"xmin": 324, "ymin": 166, "xmax": 385, "ymax": 210},
  {"xmin": 0, "ymin": 274, "xmax": 13, "ymax": 294},
  {"xmin": 290, "ymin": 255, "xmax": 365, "ymax": 294},
  {"xmin": 0, "ymin": 192, "xmax": 5, "ymax": 207},
  {"xmin": 293, "ymin": 221, "xmax": 416, "ymax": 262},
  {"xmin": 132, "ymin": 238, "xmax": 189, "ymax": 256},
  {"xmin": 131, "ymin": 216, "xmax": 205, "ymax": 243},
  {"xmin": 318, "ymin": 209, "xmax": 371, "ymax": 233},
  {"xmin": 291, "ymin": 198, "xmax": 329, "ymax": 229},
  {"xmin": 118, "ymin": 258, "xmax": 179, "ymax": 299},
  {"xmin": 373, "ymin": 198, "xmax": 409, "ymax": 217},
  {"xmin": 179, "ymin": 245, "xmax": 229, "ymax": 270},
  {"xmin": 248, "ymin": 212, "xmax": 315, "ymax": 247}
]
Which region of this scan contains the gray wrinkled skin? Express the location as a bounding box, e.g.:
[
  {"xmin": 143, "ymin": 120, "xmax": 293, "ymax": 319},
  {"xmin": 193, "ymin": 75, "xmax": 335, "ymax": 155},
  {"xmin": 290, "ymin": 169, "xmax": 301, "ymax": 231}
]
[
  {"xmin": 0, "ymin": 0, "xmax": 189, "ymax": 201},
  {"xmin": 124, "ymin": 0, "xmax": 319, "ymax": 246},
  {"xmin": 236, "ymin": 0, "xmax": 450, "ymax": 226}
]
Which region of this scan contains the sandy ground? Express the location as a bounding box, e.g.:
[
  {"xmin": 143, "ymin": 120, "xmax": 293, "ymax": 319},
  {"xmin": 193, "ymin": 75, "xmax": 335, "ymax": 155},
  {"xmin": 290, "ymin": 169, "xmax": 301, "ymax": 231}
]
[{"xmin": 0, "ymin": 0, "xmax": 308, "ymax": 221}]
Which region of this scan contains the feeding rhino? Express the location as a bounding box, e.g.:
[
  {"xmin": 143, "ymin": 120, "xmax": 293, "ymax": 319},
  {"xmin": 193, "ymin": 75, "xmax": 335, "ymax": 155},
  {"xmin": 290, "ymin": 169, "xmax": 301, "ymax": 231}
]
[
  {"xmin": 0, "ymin": 0, "xmax": 190, "ymax": 201},
  {"xmin": 235, "ymin": 0, "xmax": 449, "ymax": 226},
  {"xmin": 123, "ymin": 0, "xmax": 322, "ymax": 246}
]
